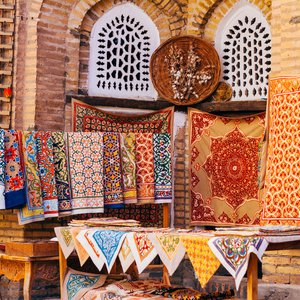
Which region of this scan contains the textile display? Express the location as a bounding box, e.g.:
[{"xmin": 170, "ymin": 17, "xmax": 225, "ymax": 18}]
[
  {"xmin": 181, "ymin": 236, "xmax": 220, "ymax": 288},
  {"xmin": 261, "ymin": 77, "xmax": 300, "ymax": 225},
  {"xmin": 208, "ymin": 236, "xmax": 268, "ymax": 289},
  {"xmin": 119, "ymin": 236, "xmax": 135, "ymax": 273},
  {"xmin": 76, "ymin": 229, "xmax": 105, "ymax": 272},
  {"xmin": 54, "ymin": 226, "xmax": 75, "ymax": 259},
  {"xmin": 67, "ymin": 132, "xmax": 104, "ymax": 215},
  {"xmin": 18, "ymin": 132, "xmax": 44, "ymax": 225},
  {"xmin": 189, "ymin": 108, "xmax": 266, "ymax": 226},
  {"xmin": 103, "ymin": 133, "xmax": 124, "ymax": 208},
  {"xmin": 0, "ymin": 130, "xmax": 4, "ymax": 209},
  {"xmin": 4, "ymin": 130, "xmax": 26, "ymax": 209},
  {"xmin": 148, "ymin": 233, "xmax": 185, "ymax": 276},
  {"xmin": 62, "ymin": 268, "xmax": 107, "ymax": 300},
  {"xmin": 51, "ymin": 132, "xmax": 72, "ymax": 215},
  {"xmin": 72, "ymin": 99, "xmax": 174, "ymax": 225},
  {"xmin": 120, "ymin": 133, "xmax": 137, "ymax": 204},
  {"xmin": 153, "ymin": 134, "xmax": 172, "ymax": 204},
  {"xmin": 70, "ymin": 227, "xmax": 89, "ymax": 266},
  {"xmin": 36, "ymin": 131, "xmax": 58, "ymax": 218},
  {"xmin": 136, "ymin": 133, "xmax": 155, "ymax": 204},
  {"xmin": 127, "ymin": 232, "xmax": 158, "ymax": 274}
]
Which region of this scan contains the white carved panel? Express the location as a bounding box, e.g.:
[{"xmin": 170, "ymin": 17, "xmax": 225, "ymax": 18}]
[
  {"xmin": 215, "ymin": 0, "xmax": 271, "ymax": 100},
  {"xmin": 88, "ymin": 3, "xmax": 160, "ymax": 99}
]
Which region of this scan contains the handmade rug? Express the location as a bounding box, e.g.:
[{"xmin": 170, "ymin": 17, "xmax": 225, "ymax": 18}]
[
  {"xmin": 120, "ymin": 133, "xmax": 137, "ymax": 204},
  {"xmin": 188, "ymin": 108, "xmax": 266, "ymax": 226},
  {"xmin": 54, "ymin": 226, "xmax": 75, "ymax": 259},
  {"xmin": 0, "ymin": 130, "xmax": 5, "ymax": 209},
  {"xmin": 181, "ymin": 236, "xmax": 220, "ymax": 288},
  {"xmin": 153, "ymin": 133, "xmax": 172, "ymax": 204},
  {"xmin": 103, "ymin": 133, "xmax": 124, "ymax": 208},
  {"xmin": 70, "ymin": 227, "xmax": 89, "ymax": 266},
  {"xmin": 18, "ymin": 131, "xmax": 44, "ymax": 225},
  {"xmin": 62, "ymin": 268, "xmax": 107, "ymax": 300},
  {"xmin": 4, "ymin": 130, "xmax": 26, "ymax": 209},
  {"xmin": 136, "ymin": 133, "xmax": 155, "ymax": 204},
  {"xmin": 127, "ymin": 232, "xmax": 157, "ymax": 274},
  {"xmin": 72, "ymin": 99, "xmax": 174, "ymax": 225},
  {"xmin": 261, "ymin": 77, "xmax": 300, "ymax": 225},
  {"xmin": 119, "ymin": 236, "xmax": 135, "ymax": 273},
  {"xmin": 36, "ymin": 131, "xmax": 58, "ymax": 218},
  {"xmin": 76, "ymin": 229, "xmax": 105, "ymax": 272},
  {"xmin": 67, "ymin": 132, "xmax": 104, "ymax": 215},
  {"xmin": 208, "ymin": 236, "xmax": 268, "ymax": 289},
  {"xmin": 148, "ymin": 233, "xmax": 185, "ymax": 276},
  {"xmin": 52, "ymin": 132, "xmax": 72, "ymax": 216}
]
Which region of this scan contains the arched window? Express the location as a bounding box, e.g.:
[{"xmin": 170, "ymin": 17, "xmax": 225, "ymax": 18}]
[
  {"xmin": 88, "ymin": 3, "xmax": 160, "ymax": 99},
  {"xmin": 215, "ymin": 1, "xmax": 271, "ymax": 100}
]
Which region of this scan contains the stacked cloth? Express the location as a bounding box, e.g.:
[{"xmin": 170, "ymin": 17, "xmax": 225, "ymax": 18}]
[
  {"xmin": 0, "ymin": 129, "xmax": 173, "ymax": 224},
  {"xmin": 62, "ymin": 268, "xmax": 235, "ymax": 300}
]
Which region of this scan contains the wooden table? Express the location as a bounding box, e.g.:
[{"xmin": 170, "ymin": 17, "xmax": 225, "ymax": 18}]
[
  {"xmin": 246, "ymin": 240, "xmax": 300, "ymax": 300},
  {"xmin": 0, "ymin": 253, "xmax": 59, "ymax": 300}
]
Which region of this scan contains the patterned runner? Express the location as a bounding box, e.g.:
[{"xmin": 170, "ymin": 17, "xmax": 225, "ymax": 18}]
[
  {"xmin": 188, "ymin": 108, "xmax": 265, "ymax": 226},
  {"xmin": 261, "ymin": 77, "xmax": 300, "ymax": 225},
  {"xmin": 136, "ymin": 133, "xmax": 155, "ymax": 204},
  {"xmin": 153, "ymin": 133, "xmax": 172, "ymax": 204},
  {"xmin": 127, "ymin": 232, "xmax": 157, "ymax": 274},
  {"xmin": 120, "ymin": 133, "xmax": 137, "ymax": 204},
  {"xmin": 4, "ymin": 130, "xmax": 26, "ymax": 209},
  {"xmin": 208, "ymin": 236, "xmax": 268, "ymax": 289},
  {"xmin": 52, "ymin": 132, "xmax": 72, "ymax": 216},
  {"xmin": 18, "ymin": 131, "xmax": 44, "ymax": 225},
  {"xmin": 67, "ymin": 132, "xmax": 104, "ymax": 215},
  {"xmin": 148, "ymin": 233, "xmax": 185, "ymax": 276},
  {"xmin": 36, "ymin": 131, "xmax": 58, "ymax": 217},
  {"xmin": 181, "ymin": 236, "xmax": 220, "ymax": 288},
  {"xmin": 103, "ymin": 132, "xmax": 124, "ymax": 208},
  {"xmin": 0, "ymin": 130, "xmax": 5, "ymax": 209}
]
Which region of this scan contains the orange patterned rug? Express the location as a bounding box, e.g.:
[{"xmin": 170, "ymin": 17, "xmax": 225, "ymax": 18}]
[{"xmin": 261, "ymin": 77, "xmax": 300, "ymax": 225}]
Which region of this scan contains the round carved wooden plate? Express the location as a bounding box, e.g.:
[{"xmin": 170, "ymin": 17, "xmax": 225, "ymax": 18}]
[{"xmin": 150, "ymin": 35, "xmax": 221, "ymax": 105}]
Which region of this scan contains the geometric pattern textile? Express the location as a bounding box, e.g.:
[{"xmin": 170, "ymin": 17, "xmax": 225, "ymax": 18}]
[
  {"xmin": 62, "ymin": 268, "xmax": 107, "ymax": 300},
  {"xmin": 35, "ymin": 131, "xmax": 58, "ymax": 218},
  {"xmin": 127, "ymin": 232, "xmax": 158, "ymax": 274},
  {"xmin": 261, "ymin": 77, "xmax": 300, "ymax": 225},
  {"xmin": 153, "ymin": 133, "xmax": 172, "ymax": 204},
  {"xmin": 120, "ymin": 133, "xmax": 137, "ymax": 204},
  {"xmin": 103, "ymin": 133, "xmax": 124, "ymax": 208},
  {"xmin": 4, "ymin": 130, "xmax": 26, "ymax": 209},
  {"xmin": 51, "ymin": 132, "xmax": 72, "ymax": 216},
  {"xmin": 135, "ymin": 133, "xmax": 155, "ymax": 204},
  {"xmin": 208, "ymin": 236, "xmax": 268, "ymax": 290},
  {"xmin": 67, "ymin": 132, "xmax": 104, "ymax": 215},
  {"xmin": 148, "ymin": 233, "xmax": 185, "ymax": 276},
  {"xmin": 189, "ymin": 108, "xmax": 266, "ymax": 226},
  {"xmin": 181, "ymin": 236, "xmax": 220, "ymax": 288},
  {"xmin": 72, "ymin": 99, "xmax": 173, "ymax": 226}
]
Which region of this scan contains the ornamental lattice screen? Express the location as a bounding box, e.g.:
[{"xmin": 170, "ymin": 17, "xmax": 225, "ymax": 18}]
[
  {"xmin": 88, "ymin": 3, "xmax": 160, "ymax": 100},
  {"xmin": 215, "ymin": 1, "xmax": 271, "ymax": 100}
]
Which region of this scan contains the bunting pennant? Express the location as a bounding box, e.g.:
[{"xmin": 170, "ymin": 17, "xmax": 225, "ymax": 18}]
[
  {"xmin": 118, "ymin": 236, "xmax": 135, "ymax": 273},
  {"xmin": 70, "ymin": 227, "xmax": 89, "ymax": 266},
  {"xmin": 54, "ymin": 226, "xmax": 75, "ymax": 259}
]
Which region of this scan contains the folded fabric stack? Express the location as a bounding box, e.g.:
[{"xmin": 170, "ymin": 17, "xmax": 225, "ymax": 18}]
[{"xmin": 0, "ymin": 129, "xmax": 173, "ymax": 225}]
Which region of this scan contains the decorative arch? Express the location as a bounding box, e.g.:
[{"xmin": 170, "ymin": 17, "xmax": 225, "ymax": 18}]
[{"xmin": 215, "ymin": 0, "xmax": 271, "ymax": 100}]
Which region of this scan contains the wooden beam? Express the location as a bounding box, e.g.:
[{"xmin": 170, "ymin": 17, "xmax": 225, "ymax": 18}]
[
  {"xmin": 0, "ymin": 5, "xmax": 14, "ymax": 10},
  {"xmin": 66, "ymin": 95, "xmax": 267, "ymax": 113},
  {"xmin": 247, "ymin": 253, "xmax": 258, "ymax": 300},
  {"xmin": 0, "ymin": 17, "xmax": 14, "ymax": 23},
  {"xmin": 0, "ymin": 31, "xmax": 13, "ymax": 36}
]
